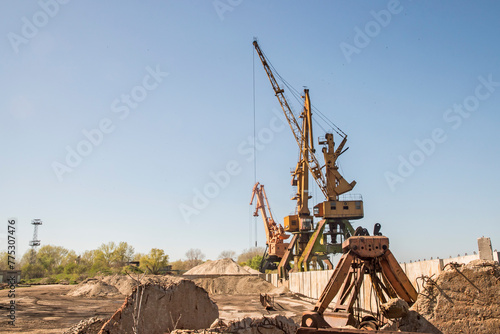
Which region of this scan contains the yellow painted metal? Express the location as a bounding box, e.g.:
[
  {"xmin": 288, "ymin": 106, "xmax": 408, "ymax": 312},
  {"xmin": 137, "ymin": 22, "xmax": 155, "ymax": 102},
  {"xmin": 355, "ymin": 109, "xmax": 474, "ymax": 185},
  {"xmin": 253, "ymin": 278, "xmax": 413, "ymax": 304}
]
[
  {"xmin": 314, "ymin": 200, "xmax": 364, "ymax": 220},
  {"xmin": 284, "ymin": 215, "xmax": 300, "ymax": 232},
  {"xmin": 296, "ymin": 219, "xmax": 328, "ymax": 272},
  {"xmin": 278, "ymin": 234, "xmax": 299, "ymax": 279}
]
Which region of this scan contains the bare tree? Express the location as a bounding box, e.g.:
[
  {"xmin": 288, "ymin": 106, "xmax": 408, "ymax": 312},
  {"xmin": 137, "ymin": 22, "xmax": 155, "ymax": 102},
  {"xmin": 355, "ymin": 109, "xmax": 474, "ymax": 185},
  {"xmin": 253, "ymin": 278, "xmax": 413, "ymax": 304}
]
[
  {"xmin": 218, "ymin": 250, "xmax": 236, "ymax": 260},
  {"xmin": 237, "ymin": 247, "xmax": 265, "ymax": 264},
  {"xmin": 185, "ymin": 248, "xmax": 205, "ymax": 269}
]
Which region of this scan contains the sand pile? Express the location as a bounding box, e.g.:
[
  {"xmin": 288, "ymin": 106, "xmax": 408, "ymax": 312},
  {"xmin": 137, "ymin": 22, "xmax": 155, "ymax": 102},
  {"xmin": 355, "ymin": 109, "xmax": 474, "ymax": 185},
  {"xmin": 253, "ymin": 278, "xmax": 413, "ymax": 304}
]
[
  {"xmin": 99, "ymin": 277, "xmax": 218, "ymax": 333},
  {"xmin": 403, "ymin": 259, "xmax": 500, "ymax": 334},
  {"xmin": 184, "ymin": 258, "xmax": 251, "ymax": 275},
  {"xmin": 243, "ymin": 266, "xmax": 261, "ymax": 275},
  {"xmin": 268, "ymin": 285, "xmax": 291, "ymax": 296},
  {"xmin": 194, "ymin": 276, "xmax": 275, "ymax": 295},
  {"xmin": 68, "ymin": 278, "xmax": 121, "ymax": 297},
  {"xmin": 101, "ymin": 274, "xmax": 137, "ymax": 296},
  {"xmin": 70, "ymin": 274, "xmax": 183, "ymax": 297},
  {"xmin": 171, "ymin": 315, "xmax": 298, "ymax": 334}
]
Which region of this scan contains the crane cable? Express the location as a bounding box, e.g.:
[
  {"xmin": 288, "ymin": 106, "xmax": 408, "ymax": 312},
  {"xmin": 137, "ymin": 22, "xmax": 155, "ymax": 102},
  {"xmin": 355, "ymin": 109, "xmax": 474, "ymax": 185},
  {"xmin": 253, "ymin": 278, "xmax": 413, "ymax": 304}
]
[
  {"xmin": 252, "ymin": 44, "xmax": 259, "ymax": 248},
  {"xmin": 260, "ymin": 47, "xmax": 346, "ymax": 138}
]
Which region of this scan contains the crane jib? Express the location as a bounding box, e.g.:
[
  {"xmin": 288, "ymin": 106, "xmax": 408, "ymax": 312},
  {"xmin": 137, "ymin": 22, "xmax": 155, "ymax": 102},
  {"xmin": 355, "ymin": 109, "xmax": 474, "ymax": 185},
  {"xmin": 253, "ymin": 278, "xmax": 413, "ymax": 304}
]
[{"xmin": 253, "ymin": 40, "xmax": 329, "ymax": 199}]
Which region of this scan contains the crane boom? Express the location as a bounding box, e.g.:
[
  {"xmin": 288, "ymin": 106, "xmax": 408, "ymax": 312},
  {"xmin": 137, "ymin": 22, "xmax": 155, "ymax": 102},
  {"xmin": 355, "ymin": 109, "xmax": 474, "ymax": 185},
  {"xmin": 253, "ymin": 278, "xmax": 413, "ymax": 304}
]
[
  {"xmin": 253, "ymin": 40, "xmax": 329, "ymax": 199},
  {"xmin": 250, "ymin": 183, "xmax": 289, "ymax": 247}
]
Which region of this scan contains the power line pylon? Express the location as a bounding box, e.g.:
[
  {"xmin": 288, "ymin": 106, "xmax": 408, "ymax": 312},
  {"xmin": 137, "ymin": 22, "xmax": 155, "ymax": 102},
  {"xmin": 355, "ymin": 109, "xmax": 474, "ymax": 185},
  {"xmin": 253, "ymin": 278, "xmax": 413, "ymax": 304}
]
[{"xmin": 29, "ymin": 219, "xmax": 42, "ymax": 264}]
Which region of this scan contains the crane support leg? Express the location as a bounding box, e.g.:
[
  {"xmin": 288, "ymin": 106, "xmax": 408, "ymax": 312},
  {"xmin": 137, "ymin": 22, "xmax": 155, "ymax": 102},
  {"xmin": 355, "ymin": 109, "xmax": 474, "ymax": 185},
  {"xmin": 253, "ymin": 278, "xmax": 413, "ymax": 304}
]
[
  {"xmin": 278, "ymin": 233, "xmax": 298, "ymax": 279},
  {"xmin": 297, "ymin": 219, "xmax": 327, "ymax": 271},
  {"xmin": 379, "ymin": 249, "xmax": 418, "ymax": 304}
]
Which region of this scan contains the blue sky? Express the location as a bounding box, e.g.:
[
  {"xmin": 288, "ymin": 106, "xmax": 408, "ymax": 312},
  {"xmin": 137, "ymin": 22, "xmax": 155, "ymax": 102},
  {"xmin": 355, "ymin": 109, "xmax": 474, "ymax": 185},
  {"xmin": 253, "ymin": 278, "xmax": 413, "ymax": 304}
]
[{"xmin": 1, "ymin": 1, "xmax": 499, "ymax": 263}]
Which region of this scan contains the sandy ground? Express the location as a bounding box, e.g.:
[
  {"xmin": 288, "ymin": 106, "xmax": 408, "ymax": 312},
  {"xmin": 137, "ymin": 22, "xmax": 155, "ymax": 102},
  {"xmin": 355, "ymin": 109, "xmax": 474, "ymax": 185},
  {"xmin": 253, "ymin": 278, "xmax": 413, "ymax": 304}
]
[
  {"xmin": 0, "ymin": 284, "xmax": 314, "ymax": 333},
  {"xmin": 0, "ymin": 285, "xmax": 124, "ymax": 334},
  {"xmin": 212, "ymin": 293, "xmax": 314, "ymax": 324}
]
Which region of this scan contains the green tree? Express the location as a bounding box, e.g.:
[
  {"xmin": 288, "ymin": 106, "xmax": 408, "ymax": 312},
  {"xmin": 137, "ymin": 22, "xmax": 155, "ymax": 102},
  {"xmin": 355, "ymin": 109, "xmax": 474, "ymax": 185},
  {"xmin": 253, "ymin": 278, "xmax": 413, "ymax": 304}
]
[
  {"xmin": 96, "ymin": 242, "xmax": 116, "ymax": 268},
  {"xmin": 61, "ymin": 250, "xmax": 79, "ymax": 274},
  {"xmin": 133, "ymin": 252, "xmax": 144, "ymax": 262},
  {"xmin": 77, "ymin": 249, "xmax": 98, "ymax": 273},
  {"xmin": 19, "ymin": 245, "xmax": 68, "ymax": 279},
  {"xmin": 237, "ymin": 247, "xmax": 265, "ymax": 265},
  {"xmin": 95, "ymin": 241, "xmax": 135, "ymax": 269},
  {"xmin": 37, "ymin": 245, "xmax": 69, "ymax": 275},
  {"xmin": 170, "ymin": 259, "xmax": 188, "ymax": 271},
  {"xmin": 0, "ymin": 251, "xmax": 12, "ymax": 270},
  {"xmin": 247, "ymin": 254, "xmax": 263, "ymax": 270},
  {"xmin": 21, "ymin": 262, "xmax": 45, "ymax": 279},
  {"xmin": 140, "ymin": 248, "xmax": 169, "ymax": 274},
  {"xmin": 112, "ymin": 242, "xmax": 135, "ymax": 267}
]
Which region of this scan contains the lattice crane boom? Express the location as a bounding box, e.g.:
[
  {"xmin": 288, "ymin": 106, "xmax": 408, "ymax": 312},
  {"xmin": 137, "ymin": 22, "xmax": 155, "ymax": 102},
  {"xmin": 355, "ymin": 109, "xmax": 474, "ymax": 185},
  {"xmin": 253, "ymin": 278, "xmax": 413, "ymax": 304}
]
[{"xmin": 253, "ymin": 40, "xmax": 329, "ymax": 199}]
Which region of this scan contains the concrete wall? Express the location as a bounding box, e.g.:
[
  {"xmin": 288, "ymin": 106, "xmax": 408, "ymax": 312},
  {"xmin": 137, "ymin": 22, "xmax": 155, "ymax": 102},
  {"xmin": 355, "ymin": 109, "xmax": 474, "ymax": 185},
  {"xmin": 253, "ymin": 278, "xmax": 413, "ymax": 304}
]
[
  {"xmin": 441, "ymin": 254, "xmax": 479, "ymax": 266},
  {"xmin": 264, "ymin": 273, "xmax": 280, "ymax": 287},
  {"xmin": 401, "ymin": 259, "xmax": 443, "ymax": 293},
  {"xmin": 289, "ymin": 269, "xmax": 333, "ymax": 299}
]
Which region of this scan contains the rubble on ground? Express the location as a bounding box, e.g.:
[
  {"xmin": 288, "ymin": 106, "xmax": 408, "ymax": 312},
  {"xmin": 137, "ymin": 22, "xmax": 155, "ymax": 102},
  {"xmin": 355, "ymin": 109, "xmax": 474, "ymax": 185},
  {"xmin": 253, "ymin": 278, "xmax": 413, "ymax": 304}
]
[
  {"xmin": 402, "ymin": 259, "xmax": 500, "ymax": 334},
  {"xmin": 63, "ymin": 316, "xmax": 106, "ymax": 334},
  {"xmin": 170, "ymin": 315, "xmax": 298, "ymax": 334},
  {"xmin": 381, "ymin": 298, "xmax": 409, "ymax": 319},
  {"xmin": 184, "ymin": 258, "xmax": 252, "ymax": 275},
  {"xmin": 99, "ymin": 277, "xmax": 218, "ymax": 333}
]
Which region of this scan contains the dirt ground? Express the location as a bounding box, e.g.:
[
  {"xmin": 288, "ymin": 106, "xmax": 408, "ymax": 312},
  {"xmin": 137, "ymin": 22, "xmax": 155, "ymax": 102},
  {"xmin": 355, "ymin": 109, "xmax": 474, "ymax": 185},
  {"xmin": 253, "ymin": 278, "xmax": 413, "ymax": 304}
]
[
  {"xmin": 212, "ymin": 292, "xmax": 315, "ymax": 324},
  {"xmin": 0, "ymin": 284, "xmax": 314, "ymax": 333},
  {"xmin": 0, "ymin": 285, "xmax": 124, "ymax": 333}
]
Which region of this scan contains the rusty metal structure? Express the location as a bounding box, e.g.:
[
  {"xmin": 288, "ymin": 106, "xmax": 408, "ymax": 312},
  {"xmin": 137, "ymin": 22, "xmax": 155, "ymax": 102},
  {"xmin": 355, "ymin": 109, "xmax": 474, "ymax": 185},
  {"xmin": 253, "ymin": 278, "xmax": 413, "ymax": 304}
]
[
  {"xmin": 298, "ymin": 233, "xmax": 419, "ymax": 333},
  {"xmin": 250, "ymin": 182, "xmax": 290, "ymax": 272},
  {"xmin": 253, "ymin": 40, "xmax": 364, "ymax": 278}
]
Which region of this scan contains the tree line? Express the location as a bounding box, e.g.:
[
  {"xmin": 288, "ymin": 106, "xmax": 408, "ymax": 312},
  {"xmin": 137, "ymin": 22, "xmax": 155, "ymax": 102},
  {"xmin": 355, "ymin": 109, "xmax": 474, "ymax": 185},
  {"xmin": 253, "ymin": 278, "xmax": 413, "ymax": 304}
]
[{"xmin": 0, "ymin": 243, "xmax": 264, "ymax": 283}]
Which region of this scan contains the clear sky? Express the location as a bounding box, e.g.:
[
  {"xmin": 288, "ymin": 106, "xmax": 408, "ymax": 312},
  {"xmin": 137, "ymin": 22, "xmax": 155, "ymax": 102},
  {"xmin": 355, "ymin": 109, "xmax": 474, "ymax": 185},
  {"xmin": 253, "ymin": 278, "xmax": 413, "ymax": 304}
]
[{"xmin": 1, "ymin": 1, "xmax": 499, "ymax": 263}]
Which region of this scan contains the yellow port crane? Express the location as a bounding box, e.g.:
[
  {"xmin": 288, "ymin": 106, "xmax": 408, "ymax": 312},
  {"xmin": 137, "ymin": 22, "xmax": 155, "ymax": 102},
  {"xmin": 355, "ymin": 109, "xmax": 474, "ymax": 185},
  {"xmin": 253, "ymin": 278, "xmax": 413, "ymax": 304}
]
[
  {"xmin": 253, "ymin": 40, "xmax": 364, "ymax": 279},
  {"xmin": 250, "ymin": 182, "xmax": 290, "ymax": 272}
]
